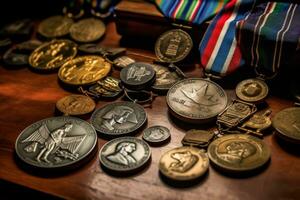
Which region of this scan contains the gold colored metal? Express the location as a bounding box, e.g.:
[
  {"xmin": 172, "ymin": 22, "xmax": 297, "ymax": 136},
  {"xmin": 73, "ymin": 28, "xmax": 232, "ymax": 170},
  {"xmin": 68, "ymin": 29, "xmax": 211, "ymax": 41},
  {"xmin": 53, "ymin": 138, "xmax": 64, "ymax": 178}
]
[
  {"xmin": 29, "ymin": 40, "xmax": 77, "ymax": 70},
  {"xmin": 58, "ymin": 56, "xmax": 111, "ymax": 86},
  {"xmin": 38, "ymin": 15, "xmax": 74, "ymax": 38}
]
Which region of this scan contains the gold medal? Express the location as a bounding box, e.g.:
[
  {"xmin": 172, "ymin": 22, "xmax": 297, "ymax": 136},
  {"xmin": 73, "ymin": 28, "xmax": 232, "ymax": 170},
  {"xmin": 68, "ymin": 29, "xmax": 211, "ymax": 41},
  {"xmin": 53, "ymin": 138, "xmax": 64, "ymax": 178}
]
[
  {"xmin": 236, "ymin": 78, "xmax": 269, "ymax": 103},
  {"xmin": 29, "ymin": 40, "xmax": 77, "ymax": 71},
  {"xmin": 58, "ymin": 56, "xmax": 111, "ymax": 86}
]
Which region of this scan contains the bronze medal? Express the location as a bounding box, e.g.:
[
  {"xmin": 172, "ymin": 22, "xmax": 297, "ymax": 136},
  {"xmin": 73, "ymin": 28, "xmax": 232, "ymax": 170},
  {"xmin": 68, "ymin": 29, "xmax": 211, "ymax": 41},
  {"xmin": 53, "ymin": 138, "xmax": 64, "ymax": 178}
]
[
  {"xmin": 58, "ymin": 56, "xmax": 111, "ymax": 86},
  {"xmin": 29, "ymin": 39, "xmax": 77, "ymax": 71},
  {"xmin": 166, "ymin": 78, "xmax": 228, "ymax": 124},
  {"xmin": 155, "ymin": 29, "xmax": 193, "ymax": 63},
  {"xmin": 38, "ymin": 15, "xmax": 74, "ymax": 38},
  {"xmin": 56, "ymin": 95, "xmax": 96, "ymax": 116},
  {"xmin": 208, "ymin": 134, "xmax": 271, "ymax": 173},
  {"xmin": 70, "ymin": 18, "xmax": 106, "ymax": 43},
  {"xmin": 159, "ymin": 146, "xmax": 209, "ymax": 181},
  {"xmin": 236, "ymin": 79, "xmax": 269, "ymax": 103}
]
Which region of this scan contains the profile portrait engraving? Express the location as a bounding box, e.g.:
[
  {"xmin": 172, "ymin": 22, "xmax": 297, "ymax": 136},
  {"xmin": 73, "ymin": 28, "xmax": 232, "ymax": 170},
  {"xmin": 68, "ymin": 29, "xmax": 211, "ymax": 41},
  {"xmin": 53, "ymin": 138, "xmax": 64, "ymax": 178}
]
[
  {"xmin": 106, "ymin": 142, "xmax": 137, "ymax": 166},
  {"xmin": 169, "ymin": 151, "xmax": 198, "ymax": 173}
]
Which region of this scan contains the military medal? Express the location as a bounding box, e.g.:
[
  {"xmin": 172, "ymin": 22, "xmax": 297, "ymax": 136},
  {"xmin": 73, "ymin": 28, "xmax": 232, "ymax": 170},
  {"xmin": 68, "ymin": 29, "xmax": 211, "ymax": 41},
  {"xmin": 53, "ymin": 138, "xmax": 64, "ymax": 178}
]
[
  {"xmin": 99, "ymin": 137, "xmax": 151, "ymax": 173},
  {"xmin": 91, "ymin": 101, "xmax": 147, "ymax": 137},
  {"xmin": 70, "ymin": 18, "xmax": 106, "ymax": 43},
  {"xmin": 159, "ymin": 146, "xmax": 209, "ymax": 181},
  {"xmin": 58, "ymin": 56, "xmax": 111, "ymax": 86},
  {"xmin": 56, "ymin": 95, "xmax": 96, "ymax": 116},
  {"xmin": 29, "ymin": 39, "xmax": 77, "ymax": 71},
  {"xmin": 15, "ymin": 116, "xmax": 97, "ymax": 169},
  {"xmin": 113, "ymin": 56, "xmax": 135, "ymax": 69},
  {"xmin": 151, "ymin": 64, "xmax": 185, "ymax": 94},
  {"xmin": 38, "ymin": 15, "xmax": 74, "ymax": 38},
  {"xmin": 182, "ymin": 129, "xmax": 215, "ymax": 149},
  {"xmin": 272, "ymin": 107, "xmax": 300, "ymax": 144},
  {"xmin": 208, "ymin": 134, "xmax": 270, "ymax": 173},
  {"xmin": 235, "ymin": 78, "xmax": 269, "ymax": 103},
  {"xmin": 142, "ymin": 126, "xmax": 171, "ymax": 146},
  {"xmin": 120, "ymin": 62, "xmax": 156, "ymax": 90},
  {"xmin": 166, "ymin": 78, "xmax": 228, "ymax": 124},
  {"xmin": 155, "ymin": 29, "xmax": 193, "ymax": 63}
]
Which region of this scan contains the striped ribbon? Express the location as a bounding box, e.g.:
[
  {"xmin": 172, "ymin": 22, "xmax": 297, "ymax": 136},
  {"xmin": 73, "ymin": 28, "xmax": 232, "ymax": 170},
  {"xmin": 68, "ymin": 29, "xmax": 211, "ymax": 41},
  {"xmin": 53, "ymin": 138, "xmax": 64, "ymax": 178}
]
[{"xmin": 236, "ymin": 2, "xmax": 300, "ymax": 74}]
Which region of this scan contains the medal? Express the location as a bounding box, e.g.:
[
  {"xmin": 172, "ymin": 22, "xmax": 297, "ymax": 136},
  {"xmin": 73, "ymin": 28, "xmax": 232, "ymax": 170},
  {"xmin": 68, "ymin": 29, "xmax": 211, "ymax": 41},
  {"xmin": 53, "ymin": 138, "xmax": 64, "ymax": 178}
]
[
  {"xmin": 182, "ymin": 129, "xmax": 215, "ymax": 149},
  {"xmin": 120, "ymin": 62, "xmax": 156, "ymax": 91},
  {"xmin": 70, "ymin": 18, "xmax": 106, "ymax": 43},
  {"xmin": 142, "ymin": 126, "xmax": 170, "ymax": 146},
  {"xmin": 15, "ymin": 116, "xmax": 97, "ymax": 169},
  {"xmin": 159, "ymin": 146, "xmax": 209, "ymax": 181},
  {"xmin": 155, "ymin": 29, "xmax": 193, "ymax": 63},
  {"xmin": 166, "ymin": 78, "xmax": 228, "ymax": 124},
  {"xmin": 58, "ymin": 55, "xmax": 111, "ymax": 86},
  {"xmin": 113, "ymin": 56, "xmax": 135, "ymax": 69},
  {"xmin": 99, "ymin": 137, "xmax": 151, "ymax": 174},
  {"xmin": 29, "ymin": 39, "xmax": 77, "ymax": 71},
  {"xmin": 38, "ymin": 16, "xmax": 74, "ymax": 38},
  {"xmin": 91, "ymin": 101, "xmax": 147, "ymax": 137},
  {"xmin": 208, "ymin": 134, "xmax": 271, "ymax": 173},
  {"xmin": 56, "ymin": 94, "xmax": 96, "ymax": 116}
]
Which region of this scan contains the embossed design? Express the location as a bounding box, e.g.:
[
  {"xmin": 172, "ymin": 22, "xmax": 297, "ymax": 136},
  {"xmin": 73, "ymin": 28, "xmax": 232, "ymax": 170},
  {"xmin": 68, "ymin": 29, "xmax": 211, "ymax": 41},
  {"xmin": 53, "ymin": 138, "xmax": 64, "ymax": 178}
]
[
  {"xmin": 169, "ymin": 151, "xmax": 198, "ymax": 173},
  {"xmin": 127, "ymin": 66, "xmax": 151, "ymax": 81},
  {"xmin": 101, "ymin": 106, "xmax": 138, "ymax": 131},
  {"xmin": 106, "ymin": 142, "xmax": 137, "ymax": 166},
  {"xmin": 217, "ymin": 142, "xmax": 257, "ymax": 164},
  {"xmin": 22, "ymin": 123, "xmax": 86, "ymax": 164},
  {"xmin": 148, "ymin": 128, "xmax": 165, "ymax": 140}
]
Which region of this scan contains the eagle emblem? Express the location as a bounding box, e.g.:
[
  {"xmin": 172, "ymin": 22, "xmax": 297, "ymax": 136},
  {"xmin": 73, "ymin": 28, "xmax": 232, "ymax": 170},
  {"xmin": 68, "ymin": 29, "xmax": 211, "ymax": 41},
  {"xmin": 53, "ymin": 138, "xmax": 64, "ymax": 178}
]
[{"xmin": 22, "ymin": 123, "xmax": 86, "ymax": 164}]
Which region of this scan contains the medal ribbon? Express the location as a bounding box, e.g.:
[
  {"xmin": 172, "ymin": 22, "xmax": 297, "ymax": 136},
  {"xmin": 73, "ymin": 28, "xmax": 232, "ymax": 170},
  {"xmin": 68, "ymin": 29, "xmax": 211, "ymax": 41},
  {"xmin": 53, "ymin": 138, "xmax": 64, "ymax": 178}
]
[
  {"xmin": 236, "ymin": 2, "xmax": 300, "ymax": 75},
  {"xmin": 155, "ymin": 0, "xmax": 256, "ymax": 76}
]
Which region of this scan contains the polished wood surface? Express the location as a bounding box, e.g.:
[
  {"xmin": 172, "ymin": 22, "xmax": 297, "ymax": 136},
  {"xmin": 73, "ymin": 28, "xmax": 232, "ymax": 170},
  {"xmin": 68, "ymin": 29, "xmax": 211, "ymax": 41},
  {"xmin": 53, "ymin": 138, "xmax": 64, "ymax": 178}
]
[{"xmin": 0, "ymin": 21, "xmax": 299, "ymax": 200}]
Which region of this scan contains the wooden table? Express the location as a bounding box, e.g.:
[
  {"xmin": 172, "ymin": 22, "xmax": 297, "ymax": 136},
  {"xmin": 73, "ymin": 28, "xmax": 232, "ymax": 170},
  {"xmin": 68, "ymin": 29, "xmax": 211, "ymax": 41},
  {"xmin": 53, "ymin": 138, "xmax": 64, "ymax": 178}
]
[{"xmin": 0, "ymin": 20, "xmax": 299, "ymax": 200}]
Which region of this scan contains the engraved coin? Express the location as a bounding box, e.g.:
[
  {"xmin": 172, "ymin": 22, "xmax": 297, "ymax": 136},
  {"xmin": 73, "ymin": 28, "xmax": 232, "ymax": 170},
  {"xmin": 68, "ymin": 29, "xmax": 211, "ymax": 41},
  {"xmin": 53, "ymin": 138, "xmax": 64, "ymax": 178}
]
[
  {"xmin": 91, "ymin": 101, "xmax": 147, "ymax": 137},
  {"xmin": 38, "ymin": 15, "xmax": 74, "ymax": 38},
  {"xmin": 120, "ymin": 62, "xmax": 156, "ymax": 90},
  {"xmin": 58, "ymin": 55, "xmax": 111, "ymax": 86},
  {"xmin": 272, "ymin": 107, "xmax": 300, "ymax": 143},
  {"xmin": 70, "ymin": 18, "xmax": 106, "ymax": 43},
  {"xmin": 99, "ymin": 137, "xmax": 151, "ymax": 172},
  {"xmin": 142, "ymin": 126, "xmax": 170, "ymax": 146},
  {"xmin": 29, "ymin": 39, "xmax": 77, "ymax": 71},
  {"xmin": 15, "ymin": 116, "xmax": 97, "ymax": 169},
  {"xmin": 208, "ymin": 134, "xmax": 271, "ymax": 173},
  {"xmin": 155, "ymin": 29, "xmax": 193, "ymax": 63},
  {"xmin": 167, "ymin": 78, "xmax": 228, "ymax": 124},
  {"xmin": 236, "ymin": 79, "xmax": 269, "ymax": 103},
  {"xmin": 151, "ymin": 64, "xmax": 183, "ymax": 93},
  {"xmin": 56, "ymin": 95, "xmax": 96, "ymax": 116},
  {"xmin": 159, "ymin": 146, "xmax": 209, "ymax": 181}
]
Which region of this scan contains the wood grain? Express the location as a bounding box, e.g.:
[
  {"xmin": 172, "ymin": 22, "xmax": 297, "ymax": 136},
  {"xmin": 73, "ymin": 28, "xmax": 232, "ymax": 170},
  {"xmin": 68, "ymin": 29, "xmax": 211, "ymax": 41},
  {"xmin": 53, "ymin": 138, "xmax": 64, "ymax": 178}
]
[{"xmin": 0, "ymin": 19, "xmax": 299, "ymax": 200}]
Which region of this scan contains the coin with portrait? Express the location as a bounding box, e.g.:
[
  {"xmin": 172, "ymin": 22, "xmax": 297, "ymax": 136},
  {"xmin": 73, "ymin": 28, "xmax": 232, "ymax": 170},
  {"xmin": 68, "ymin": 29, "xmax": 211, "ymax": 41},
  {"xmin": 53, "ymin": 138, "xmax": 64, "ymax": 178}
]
[
  {"xmin": 15, "ymin": 116, "xmax": 97, "ymax": 169},
  {"xmin": 29, "ymin": 39, "xmax": 77, "ymax": 71},
  {"xmin": 208, "ymin": 134, "xmax": 270, "ymax": 173},
  {"xmin": 159, "ymin": 146, "xmax": 209, "ymax": 181},
  {"xmin": 58, "ymin": 56, "xmax": 111, "ymax": 86},
  {"xmin": 70, "ymin": 18, "xmax": 106, "ymax": 43},
  {"xmin": 99, "ymin": 137, "xmax": 151, "ymax": 172},
  {"xmin": 38, "ymin": 15, "xmax": 74, "ymax": 38},
  {"xmin": 236, "ymin": 79, "xmax": 268, "ymax": 103},
  {"xmin": 155, "ymin": 29, "xmax": 193, "ymax": 63},
  {"xmin": 56, "ymin": 95, "xmax": 96, "ymax": 116},
  {"xmin": 143, "ymin": 126, "xmax": 170, "ymax": 146},
  {"xmin": 91, "ymin": 102, "xmax": 147, "ymax": 137}
]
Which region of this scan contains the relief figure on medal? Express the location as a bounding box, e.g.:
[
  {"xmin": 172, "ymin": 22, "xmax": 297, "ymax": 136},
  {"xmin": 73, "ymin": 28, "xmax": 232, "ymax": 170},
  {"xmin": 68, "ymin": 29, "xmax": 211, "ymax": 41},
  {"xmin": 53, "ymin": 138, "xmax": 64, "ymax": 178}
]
[
  {"xmin": 217, "ymin": 142, "xmax": 256, "ymax": 164},
  {"xmin": 101, "ymin": 106, "xmax": 138, "ymax": 131},
  {"xmin": 106, "ymin": 141, "xmax": 137, "ymax": 166},
  {"xmin": 155, "ymin": 68, "xmax": 177, "ymax": 85},
  {"xmin": 148, "ymin": 128, "xmax": 164, "ymax": 140},
  {"xmin": 63, "ymin": 96, "xmax": 87, "ymax": 113},
  {"xmin": 22, "ymin": 123, "xmax": 86, "ymax": 164},
  {"xmin": 242, "ymin": 82, "xmax": 262, "ymax": 97},
  {"xmin": 169, "ymin": 151, "xmax": 198, "ymax": 173},
  {"xmin": 165, "ymin": 34, "xmax": 181, "ymax": 57},
  {"xmin": 127, "ymin": 66, "xmax": 151, "ymax": 81}
]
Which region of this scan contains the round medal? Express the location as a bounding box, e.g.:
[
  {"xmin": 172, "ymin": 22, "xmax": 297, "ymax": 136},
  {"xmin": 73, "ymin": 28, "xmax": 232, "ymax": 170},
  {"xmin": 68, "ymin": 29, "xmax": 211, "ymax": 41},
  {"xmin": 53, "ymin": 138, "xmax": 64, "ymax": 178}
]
[
  {"xmin": 208, "ymin": 134, "xmax": 271, "ymax": 173},
  {"xmin": 91, "ymin": 102, "xmax": 147, "ymax": 137},
  {"xmin": 142, "ymin": 126, "xmax": 170, "ymax": 146},
  {"xmin": 159, "ymin": 146, "xmax": 209, "ymax": 181},
  {"xmin": 167, "ymin": 78, "xmax": 228, "ymax": 124},
  {"xmin": 235, "ymin": 79, "xmax": 269, "ymax": 103},
  {"xmin": 99, "ymin": 137, "xmax": 151, "ymax": 173},
  {"xmin": 38, "ymin": 15, "xmax": 74, "ymax": 38},
  {"xmin": 15, "ymin": 116, "xmax": 97, "ymax": 169}
]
